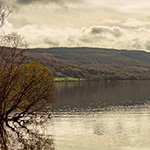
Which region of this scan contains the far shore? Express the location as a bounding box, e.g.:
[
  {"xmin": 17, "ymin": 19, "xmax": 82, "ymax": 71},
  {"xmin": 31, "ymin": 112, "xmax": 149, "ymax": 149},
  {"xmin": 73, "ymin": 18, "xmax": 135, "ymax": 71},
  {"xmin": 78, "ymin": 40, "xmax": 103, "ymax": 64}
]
[
  {"xmin": 54, "ymin": 77, "xmax": 85, "ymax": 82},
  {"xmin": 54, "ymin": 77, "xmax": 149, "ymax": 82}
]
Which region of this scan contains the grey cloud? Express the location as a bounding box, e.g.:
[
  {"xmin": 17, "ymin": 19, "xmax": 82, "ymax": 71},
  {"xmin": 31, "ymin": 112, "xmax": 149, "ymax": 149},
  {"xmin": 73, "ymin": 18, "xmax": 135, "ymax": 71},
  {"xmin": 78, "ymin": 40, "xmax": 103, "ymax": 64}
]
[
  {"xmin": 145, "ymin": 41, "xmax": 150, "ymax": 50},
  {"xmin": 0, "ymin": 0, "xmax": 19, "ymax": 10},
  {"xmin": 113, "ymin": 27, "xmax": 122, "ymax": 37},
  {"xmin": 132, "ymin": 38, "xmax": 142, "ymax": 49},
  {"xmin": 0, "ymin": 0, "xmax": 83, "ymax": 12},
  {"xmin": 0, "ymin": 0, "xmax": 15, "ymax": 5},
  {"xmin": 17, "ymin": 0, "xmax": 55, "ymax": 5},
  {"xmin": 17, "ymin": 0, "xmax": 82, "ymax": 5},
  {"xmin": 43, "ymin": 37, "xmax": 60, "ymax": 47},
  {"xmin": 91, "ymin": 27, "xmax": 103, "ymax": 34},
  {"xmin": 90, "ymin": 26, "xmax": 122, "ymax": 37},
  {"xmin": 17, "ymin": 0, "xmax": 37, "ymax": 5},
  {"xmin": 79, "ymin": 35, "xmax": 98, "ymax": 44}
]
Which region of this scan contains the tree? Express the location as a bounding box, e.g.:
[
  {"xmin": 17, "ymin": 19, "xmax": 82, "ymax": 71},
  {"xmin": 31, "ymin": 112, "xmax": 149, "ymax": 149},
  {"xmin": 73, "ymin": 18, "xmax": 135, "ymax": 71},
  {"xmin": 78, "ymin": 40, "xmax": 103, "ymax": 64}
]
[
  {"xmin": 0, "ymin": 4, "xmax": 54, "ymax": 150},
  {"xmin": 0, "ymin": 4, "xmax": 12, "ymax": 27}
]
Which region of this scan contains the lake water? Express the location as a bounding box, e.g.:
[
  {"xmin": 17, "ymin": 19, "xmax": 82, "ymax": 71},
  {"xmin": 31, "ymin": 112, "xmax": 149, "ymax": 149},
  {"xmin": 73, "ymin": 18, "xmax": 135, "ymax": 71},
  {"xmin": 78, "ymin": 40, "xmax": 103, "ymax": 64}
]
[{"xmin": 47, "ymin": 81, "xmax": 150, "ymax": 150}]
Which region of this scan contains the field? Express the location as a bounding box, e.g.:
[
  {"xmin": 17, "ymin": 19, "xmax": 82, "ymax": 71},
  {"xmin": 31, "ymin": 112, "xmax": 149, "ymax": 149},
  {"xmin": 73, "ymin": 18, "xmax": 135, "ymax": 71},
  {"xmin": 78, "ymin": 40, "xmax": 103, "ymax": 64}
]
[{"xmin": 54, "ymin": 77, "xmax": 85, "ymax": 82}]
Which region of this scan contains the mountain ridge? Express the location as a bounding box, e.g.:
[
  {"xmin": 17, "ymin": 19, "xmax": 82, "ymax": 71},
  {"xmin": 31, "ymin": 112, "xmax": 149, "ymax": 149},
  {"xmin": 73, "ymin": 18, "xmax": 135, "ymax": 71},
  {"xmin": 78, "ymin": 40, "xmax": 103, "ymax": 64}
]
[{"xmin": 24, "ymin": 47, "xmax": 150, "ymax": 80}]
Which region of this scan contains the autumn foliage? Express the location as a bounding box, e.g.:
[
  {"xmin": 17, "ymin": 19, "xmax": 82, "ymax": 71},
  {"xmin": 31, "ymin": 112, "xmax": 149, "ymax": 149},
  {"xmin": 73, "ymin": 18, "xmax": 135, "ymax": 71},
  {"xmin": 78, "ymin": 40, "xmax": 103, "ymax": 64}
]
[{"xmin": 0, "ymin": 37, "xmax": 54, "ymax": 150}]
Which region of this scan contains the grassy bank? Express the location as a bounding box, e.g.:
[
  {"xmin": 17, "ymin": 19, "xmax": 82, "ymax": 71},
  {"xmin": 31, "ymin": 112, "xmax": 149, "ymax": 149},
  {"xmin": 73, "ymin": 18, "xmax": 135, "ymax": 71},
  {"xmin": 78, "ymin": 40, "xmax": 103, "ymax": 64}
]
[{"xmin": 54, "ymin": 77, "xmax": 85, "ymax": 82}]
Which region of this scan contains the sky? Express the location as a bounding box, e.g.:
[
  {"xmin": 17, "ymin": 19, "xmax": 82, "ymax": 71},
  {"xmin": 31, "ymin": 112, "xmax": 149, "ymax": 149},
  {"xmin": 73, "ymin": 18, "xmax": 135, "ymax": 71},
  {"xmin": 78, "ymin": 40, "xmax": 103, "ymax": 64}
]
[{"xmin": 1, "ymin": 0, "xmax": 150, "ymax": 50}]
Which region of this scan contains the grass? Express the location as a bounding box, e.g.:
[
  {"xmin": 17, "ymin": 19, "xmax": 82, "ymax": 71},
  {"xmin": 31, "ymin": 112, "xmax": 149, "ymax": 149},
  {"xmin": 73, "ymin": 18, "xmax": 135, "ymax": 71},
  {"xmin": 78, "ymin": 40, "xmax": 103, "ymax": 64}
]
[{"xmin": 54, "ymin": 77, "xmax": 85, "ymax": 82}]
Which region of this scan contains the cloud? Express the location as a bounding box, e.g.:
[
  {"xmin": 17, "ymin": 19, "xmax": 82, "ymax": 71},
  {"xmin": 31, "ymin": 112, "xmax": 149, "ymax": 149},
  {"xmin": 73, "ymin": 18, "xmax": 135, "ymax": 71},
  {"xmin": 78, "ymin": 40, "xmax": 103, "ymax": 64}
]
[
  {"xmin": 145, "ymin": 41, "xmax": 150, "ymax": 50},
  {"xmin": 1, "ymin": 18, "xmax": 144, "ymax": 51},
  {"xmin": 17, "ymin": 0, "xmax": 36, "ymax": 4},
  {"xmin": 17, "ymin": 0, "xmax": 55, "ymax": 5},
  {"xmin": 16, "ymin": 0, "xmax": 83, "ymax": 6},
  {"xmin": 90, "ymin": 26, "xmax": 122, "ymax": 37},
  {"xmin": 1, "ymin": 0, "xmax": 150, "ymax": 51},
  {"xmin": 0, "ymin": 20, "xmax": 13, "ymax": 34},
  {"xmin": 0, "ymin": 0, "xmax": 15, "ymax": 6},
  {"xmin": 1, "ymin": 16, "xmax": 150, "ymax": 51},
  {"xmin": 0, "ymin": 0, "xmax": 78, "ymax": 5},
  {"xmin": 101, "ymin": 18, "xmax": 150, "ymax": 30},
  {"xmin": 0, "ymin": 0, "xmax": 84, "ymax": 13}
]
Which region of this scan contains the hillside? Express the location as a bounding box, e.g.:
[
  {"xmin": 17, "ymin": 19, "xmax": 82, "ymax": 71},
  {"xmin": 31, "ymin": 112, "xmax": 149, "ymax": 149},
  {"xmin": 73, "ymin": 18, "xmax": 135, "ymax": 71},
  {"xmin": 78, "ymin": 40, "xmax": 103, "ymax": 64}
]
[{"xmin": 24, "ymin": 47, "xmax": 150, "ymax": 80}]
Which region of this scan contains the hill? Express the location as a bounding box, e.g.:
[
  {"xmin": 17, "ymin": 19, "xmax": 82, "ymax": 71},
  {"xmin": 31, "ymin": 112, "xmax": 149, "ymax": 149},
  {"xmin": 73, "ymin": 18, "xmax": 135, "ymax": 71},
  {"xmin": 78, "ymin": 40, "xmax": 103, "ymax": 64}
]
[{"xmin": 24, "ymin": 47, "xmax": 150, "ymax": 80}]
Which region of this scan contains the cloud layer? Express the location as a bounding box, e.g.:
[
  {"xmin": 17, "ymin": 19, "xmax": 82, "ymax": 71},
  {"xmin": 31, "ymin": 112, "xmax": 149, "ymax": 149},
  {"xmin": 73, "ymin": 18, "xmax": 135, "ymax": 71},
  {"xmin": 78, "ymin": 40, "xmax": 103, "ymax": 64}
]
[
  {"xmin": 1, "ymin": 0, "xmax": 150, "ymax": 50},
  {"xmin": 17, "ymin": 0, "xmax": 82, "ymax": 5},
  {"xmin": 1, "ymin": 19, "xmax": 147, "ymax": 50}
]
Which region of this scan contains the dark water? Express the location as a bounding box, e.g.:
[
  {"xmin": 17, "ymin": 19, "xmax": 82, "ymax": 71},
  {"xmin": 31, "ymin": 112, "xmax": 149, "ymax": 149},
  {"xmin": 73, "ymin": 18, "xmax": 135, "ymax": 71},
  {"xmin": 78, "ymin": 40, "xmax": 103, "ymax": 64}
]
[
  {"xmin": 53, "ymin": 81, "xmax": 150, "ymax": 111},
  {"xmin": 46, "ymin": 81, "xmax": 150, "ymax": 150}
]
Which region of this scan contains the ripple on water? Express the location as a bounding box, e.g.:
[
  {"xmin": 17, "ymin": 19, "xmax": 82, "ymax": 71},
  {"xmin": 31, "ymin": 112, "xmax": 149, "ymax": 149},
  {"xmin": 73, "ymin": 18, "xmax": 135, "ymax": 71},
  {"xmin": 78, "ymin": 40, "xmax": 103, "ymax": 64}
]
[{"xmin": 44, "ymin": 104, "xmax": 150, "ymax": 150}]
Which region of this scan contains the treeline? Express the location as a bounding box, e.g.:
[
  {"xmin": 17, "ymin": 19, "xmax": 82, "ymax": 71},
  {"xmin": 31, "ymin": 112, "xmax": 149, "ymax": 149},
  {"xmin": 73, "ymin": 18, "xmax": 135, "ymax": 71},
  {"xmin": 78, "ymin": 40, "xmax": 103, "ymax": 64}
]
[
  {"xmin": 24, "ymin": 52, "xmax": 142, "ymax": 81},
  {"xmin": 25, "ymin": 47, "xmax": 150, "ymax": 80}
]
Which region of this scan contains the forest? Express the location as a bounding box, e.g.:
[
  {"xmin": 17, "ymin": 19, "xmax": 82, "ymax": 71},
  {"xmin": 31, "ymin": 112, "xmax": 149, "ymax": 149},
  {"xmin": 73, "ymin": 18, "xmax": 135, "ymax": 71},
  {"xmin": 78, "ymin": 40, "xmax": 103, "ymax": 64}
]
[{"xmin": 24, "ymin": 47, "xmax": 150, "ymax": 81}]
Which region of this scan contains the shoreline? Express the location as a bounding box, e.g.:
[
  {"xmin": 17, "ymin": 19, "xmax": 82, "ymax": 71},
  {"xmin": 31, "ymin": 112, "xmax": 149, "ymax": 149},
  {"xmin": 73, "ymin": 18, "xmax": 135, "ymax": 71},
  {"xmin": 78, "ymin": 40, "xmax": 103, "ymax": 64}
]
[{"xmin": 54, "ymin": 78, "xmax": 150, "ymax": 83}]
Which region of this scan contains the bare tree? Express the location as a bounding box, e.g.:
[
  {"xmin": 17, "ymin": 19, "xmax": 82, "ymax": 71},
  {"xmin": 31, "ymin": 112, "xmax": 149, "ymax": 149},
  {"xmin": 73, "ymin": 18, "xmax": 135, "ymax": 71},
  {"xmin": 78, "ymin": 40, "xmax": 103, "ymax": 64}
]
[
  {"xmin": 0, "ymin": 4, "xmax": 11, "ymax": 27},
  {"xmin": 0, "ymin": 4, "xmax": 54, "ymax": 150}
]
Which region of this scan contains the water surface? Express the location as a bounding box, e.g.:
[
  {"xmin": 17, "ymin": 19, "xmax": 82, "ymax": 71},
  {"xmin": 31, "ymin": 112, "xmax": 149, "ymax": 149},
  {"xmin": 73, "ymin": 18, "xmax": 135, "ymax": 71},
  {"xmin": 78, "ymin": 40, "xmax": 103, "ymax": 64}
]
[{"xmin": 48, "ymin": 81, "xmax": 150, "ymax": 150}]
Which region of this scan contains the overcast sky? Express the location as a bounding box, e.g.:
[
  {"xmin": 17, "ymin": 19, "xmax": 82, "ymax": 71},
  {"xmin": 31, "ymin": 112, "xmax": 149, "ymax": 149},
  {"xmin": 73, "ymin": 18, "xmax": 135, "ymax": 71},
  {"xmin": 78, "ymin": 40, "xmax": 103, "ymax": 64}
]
[{"xmin": 1, "ymin": 0, "xmax": 150, "ymax": 50}]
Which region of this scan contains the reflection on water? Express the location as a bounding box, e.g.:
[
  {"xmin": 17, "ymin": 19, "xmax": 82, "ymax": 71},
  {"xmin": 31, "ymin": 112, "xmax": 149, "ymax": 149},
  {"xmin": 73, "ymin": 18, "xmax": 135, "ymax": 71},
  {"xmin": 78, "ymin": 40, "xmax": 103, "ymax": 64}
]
[
  {"xmin": 49, "ymin": 81, "xmax": 150, "ymax": 150},
  {"xmin": 2, "ymin": 81, "xmax": 150, "ymax": 150},
  {"xmin": 0, "ymin": 113, "xmax": 55, "ymax": 150},
  {"xmin": 49, "ymin": 105, "xmax": 150, "ymax": 150},
  {"xmin": 54, "ymin": 81, "xmax": 150, "ymax": 110}
]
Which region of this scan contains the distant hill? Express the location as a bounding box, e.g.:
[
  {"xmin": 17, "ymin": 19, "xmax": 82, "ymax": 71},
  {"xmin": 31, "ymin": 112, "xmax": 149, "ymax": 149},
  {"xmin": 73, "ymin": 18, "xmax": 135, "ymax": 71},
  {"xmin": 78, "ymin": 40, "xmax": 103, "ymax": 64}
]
[{"xmin": 25, "ymin": 47, "xmax": 150, "ymax": 80}]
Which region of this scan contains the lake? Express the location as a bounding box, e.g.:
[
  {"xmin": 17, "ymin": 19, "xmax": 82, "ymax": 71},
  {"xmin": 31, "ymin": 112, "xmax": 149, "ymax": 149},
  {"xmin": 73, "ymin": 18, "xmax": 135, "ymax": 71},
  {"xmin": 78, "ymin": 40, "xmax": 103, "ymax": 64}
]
[{"xmin": 46, "ymin": 81, "xmax": 150, "ymax": 150}]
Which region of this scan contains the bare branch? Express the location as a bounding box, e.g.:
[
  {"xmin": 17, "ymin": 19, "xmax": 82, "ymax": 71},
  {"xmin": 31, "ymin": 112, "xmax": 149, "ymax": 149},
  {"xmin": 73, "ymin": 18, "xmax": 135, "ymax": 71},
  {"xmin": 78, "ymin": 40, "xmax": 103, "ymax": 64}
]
[{"xmin": 0, "ymin": 4, "xmax": 12, "ymax": 27}]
